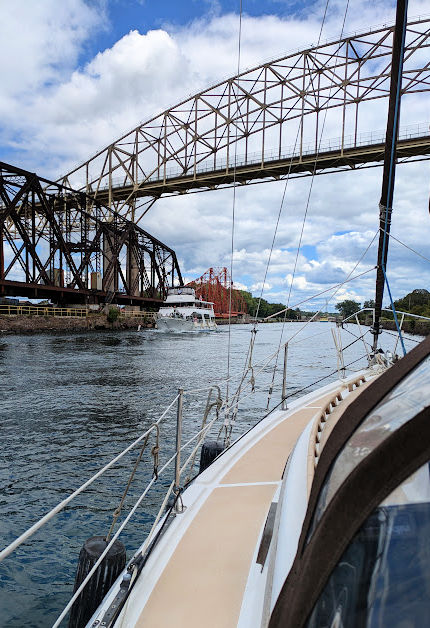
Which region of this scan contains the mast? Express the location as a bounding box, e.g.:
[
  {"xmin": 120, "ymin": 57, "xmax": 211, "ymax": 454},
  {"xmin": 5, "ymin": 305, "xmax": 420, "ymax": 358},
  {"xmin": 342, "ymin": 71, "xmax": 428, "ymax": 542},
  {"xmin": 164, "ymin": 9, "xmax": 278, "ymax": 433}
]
[{"xmin": 371, "ymin": 0, "xmax": 408, "ymax": 352}]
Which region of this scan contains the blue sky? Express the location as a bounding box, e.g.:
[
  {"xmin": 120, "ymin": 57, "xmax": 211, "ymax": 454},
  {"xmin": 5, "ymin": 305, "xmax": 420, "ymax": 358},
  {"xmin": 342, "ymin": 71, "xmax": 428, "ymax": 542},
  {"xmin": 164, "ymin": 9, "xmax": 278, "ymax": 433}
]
[
  {"xmin": 73, "ymin": 0, "xmax": 315, "ymax": 71},
  {"xmin": 1, "ymin": 0, "xmax": 429, "ymax": 311}
]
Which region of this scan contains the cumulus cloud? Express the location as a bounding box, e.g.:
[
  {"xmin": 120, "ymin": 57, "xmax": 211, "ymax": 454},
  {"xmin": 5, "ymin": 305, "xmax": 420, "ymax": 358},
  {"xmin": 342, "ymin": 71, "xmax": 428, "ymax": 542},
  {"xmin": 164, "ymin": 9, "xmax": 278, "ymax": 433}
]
[
  {"xmin": 251, "ymin": 281, "xmax": 273, "ymax": 292},
  {"xmin": 285, "ymin": 274, "xmax": 308, "ymax": 291},
  {"xmin": 233, "ymin": 281, "xmax": 248, "ymax": 291}
]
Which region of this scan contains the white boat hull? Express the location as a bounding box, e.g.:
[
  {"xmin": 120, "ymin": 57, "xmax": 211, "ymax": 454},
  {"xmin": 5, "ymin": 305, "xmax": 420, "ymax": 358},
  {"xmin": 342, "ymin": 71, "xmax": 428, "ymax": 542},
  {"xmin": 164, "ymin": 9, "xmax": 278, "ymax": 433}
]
[
  {"xmin": 88, "ymin": 370, "xmax": 375, "ymax": 628},
  {"xmin": 156, "ymin": 317, "xmax": 217, "ymax": 332}
]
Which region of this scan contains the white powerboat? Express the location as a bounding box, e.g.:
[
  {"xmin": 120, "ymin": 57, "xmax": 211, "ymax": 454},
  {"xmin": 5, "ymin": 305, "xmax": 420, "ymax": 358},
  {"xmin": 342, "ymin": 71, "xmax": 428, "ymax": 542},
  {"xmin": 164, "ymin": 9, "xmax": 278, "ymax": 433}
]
[{"xmin": 156, "ymin": 287, "xmax": 217, "ymax": 331}]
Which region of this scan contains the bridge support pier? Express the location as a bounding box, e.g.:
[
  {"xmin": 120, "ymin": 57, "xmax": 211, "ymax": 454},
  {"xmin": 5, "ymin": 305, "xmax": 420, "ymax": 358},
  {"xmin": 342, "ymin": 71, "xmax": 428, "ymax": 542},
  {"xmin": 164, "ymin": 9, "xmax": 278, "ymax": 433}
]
[
  {"xmin": 103, "ymin": 230, "xmax": 118, "ymax": 296},
  {"xmin": 126, "ymin": 233, "xmax": 141, "ymax": 299}
]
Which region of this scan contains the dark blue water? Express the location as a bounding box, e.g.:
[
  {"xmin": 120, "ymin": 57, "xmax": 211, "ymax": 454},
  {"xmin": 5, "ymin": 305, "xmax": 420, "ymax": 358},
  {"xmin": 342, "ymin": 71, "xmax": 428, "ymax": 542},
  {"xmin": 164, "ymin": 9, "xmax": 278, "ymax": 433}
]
[{"xmin": 0, "ymin": 323, "xmax": 420, "ymax": 626}]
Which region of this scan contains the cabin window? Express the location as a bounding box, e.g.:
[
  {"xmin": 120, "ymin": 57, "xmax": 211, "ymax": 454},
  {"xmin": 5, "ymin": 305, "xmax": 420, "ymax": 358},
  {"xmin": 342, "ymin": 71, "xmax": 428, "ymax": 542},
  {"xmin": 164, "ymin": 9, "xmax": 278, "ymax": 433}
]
[
  {"xmin": 308, "ymin": 355, "xmax": 430, "ymax": 539},
  {"xmin": 166, "ymin": 301, "xmax": 193, "ymax": 307},
  {"xmin": 306, "ymin": 461, "xmax": 430, "ymax": 628}
]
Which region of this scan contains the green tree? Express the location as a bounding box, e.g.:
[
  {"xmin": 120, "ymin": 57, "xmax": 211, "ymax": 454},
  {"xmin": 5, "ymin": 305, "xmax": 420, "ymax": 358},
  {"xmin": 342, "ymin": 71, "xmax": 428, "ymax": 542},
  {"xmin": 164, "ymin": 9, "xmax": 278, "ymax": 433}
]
[
  {"xmin": 363, "ymin": 299, "xmax": 375, "ymax": 309},
  {"xmin": 335, "ymin": 299, "xmax": 361, "ymax": 319},
  {"xmin": 239, "ymin": 291, "xmax": 301, "ymax": 319},
  {"xmin": 393, "ymin": 289, "xmax": 430, "ymax": 315},
  {"xmin": 107, "ymin": 306, "xmax": 120, "ymax": 323}
]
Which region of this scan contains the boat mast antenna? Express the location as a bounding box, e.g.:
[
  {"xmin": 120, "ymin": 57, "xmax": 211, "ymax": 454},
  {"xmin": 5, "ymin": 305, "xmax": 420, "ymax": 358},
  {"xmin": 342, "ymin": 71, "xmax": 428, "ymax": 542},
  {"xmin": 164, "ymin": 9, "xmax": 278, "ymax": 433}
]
[{"xmin": 372, "ymin": 0, "xmax": 409, "ymax": 353}]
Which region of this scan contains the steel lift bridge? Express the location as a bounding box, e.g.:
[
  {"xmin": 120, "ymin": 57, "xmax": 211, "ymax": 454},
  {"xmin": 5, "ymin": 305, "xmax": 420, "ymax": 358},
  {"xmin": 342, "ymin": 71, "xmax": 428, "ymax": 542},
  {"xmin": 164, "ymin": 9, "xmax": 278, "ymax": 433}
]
[
  {"xmin": 1, "ymin": 18, "xmax": 430, "ymax": 306},
  {"xmin": 0, "ymin": 164, "xmax": 182, "ymax": 307},
  {"xmin": 59, "ymin": 17, "xmax": 430, "ymax": 225}
]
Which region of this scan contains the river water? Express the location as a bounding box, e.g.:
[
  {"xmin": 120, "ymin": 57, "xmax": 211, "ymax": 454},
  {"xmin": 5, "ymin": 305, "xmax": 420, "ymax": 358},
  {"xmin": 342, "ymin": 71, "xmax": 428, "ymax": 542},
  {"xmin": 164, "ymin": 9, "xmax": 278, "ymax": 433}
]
[{"xmin": 0, "ymin": 322, "xmax": 420, "ymax": 627}]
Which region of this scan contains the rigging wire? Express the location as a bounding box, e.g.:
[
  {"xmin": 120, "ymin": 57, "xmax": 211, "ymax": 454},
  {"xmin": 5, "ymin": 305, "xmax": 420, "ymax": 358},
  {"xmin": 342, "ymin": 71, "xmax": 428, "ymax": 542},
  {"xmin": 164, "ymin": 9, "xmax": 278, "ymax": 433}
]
[
  {"xmin": 382, "ymin": 266, "xmax": 406, "ymax": 355},
  {"xmin": 226, "ymin": 246, "xmax": 377, "ymax": 426},
  {"xmin": 252, "ymin": 0, "xmax": 332, "ymax": 323},
  {"xmin": 385, "ymin": 230, "xmax": 430, "ymax": 265},
  {"xmin": 265, "ymin": 263, "xmax": 377, "ymax": 319},
  {"xmin": 227, "ymin": 268, "xmax": 377, "ymax": 422},
  {"xmin": 381, "ymin": 328, "xmax": 422, "ymax": 344},
  {"xmin": 287, "ymin": 231, "xmax": 377, "ymax": 336},
  {"xmin": 264, "ymin": 1, "xmax": 352, "ymax": 405},
  {"xmin": 284, "ymin": 0, "xmax": 350, "ymax": 310},
  {"xmin": 263, "ymin": 227, "xmax": 375, "ymax": 407},
  {"xmin": 226, "ymin": 0, "xmax": 243, "ymax": 407},
  {"xmin": 266, "ymin": 239, "xmax": 373, "ymax": 408},
  {"xmin": 228, "ymin": 0, "xmax": 335, "ymax": 424}
]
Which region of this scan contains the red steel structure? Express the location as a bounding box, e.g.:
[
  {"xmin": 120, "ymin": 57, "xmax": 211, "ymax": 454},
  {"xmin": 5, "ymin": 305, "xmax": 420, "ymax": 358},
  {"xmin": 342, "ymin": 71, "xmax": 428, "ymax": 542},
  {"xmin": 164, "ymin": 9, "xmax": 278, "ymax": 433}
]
[{"xmin": 186, "ymin": 267, "xmax": 247, "ymax": 318}]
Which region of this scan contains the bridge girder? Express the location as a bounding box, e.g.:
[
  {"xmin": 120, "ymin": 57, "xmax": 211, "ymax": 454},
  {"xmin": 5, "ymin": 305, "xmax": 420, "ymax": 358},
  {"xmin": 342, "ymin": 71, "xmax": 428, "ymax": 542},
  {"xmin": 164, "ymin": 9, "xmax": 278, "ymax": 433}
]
[
  {"xmin": 58, "ymin": 17, "xmax": 430, "ymax": 224},
  {"xmin": 0, "ymin": 162, "xmax": 182, "ymax": 305}
]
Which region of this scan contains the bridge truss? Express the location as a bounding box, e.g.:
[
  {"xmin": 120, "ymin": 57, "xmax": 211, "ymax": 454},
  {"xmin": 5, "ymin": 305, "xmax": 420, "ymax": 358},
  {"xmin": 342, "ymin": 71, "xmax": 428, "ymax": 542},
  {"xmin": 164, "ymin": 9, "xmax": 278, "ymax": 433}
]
[
  {"xmin": 60, "ymin": 16, "xmax": 430, "ymax": 224},
  {"xmin": 0, "ymin": 162, "xmax": 182, "ymax": 305},
  {"xmin": 186, "ymin": 267, "xmax": 248, "ymax": 318}
]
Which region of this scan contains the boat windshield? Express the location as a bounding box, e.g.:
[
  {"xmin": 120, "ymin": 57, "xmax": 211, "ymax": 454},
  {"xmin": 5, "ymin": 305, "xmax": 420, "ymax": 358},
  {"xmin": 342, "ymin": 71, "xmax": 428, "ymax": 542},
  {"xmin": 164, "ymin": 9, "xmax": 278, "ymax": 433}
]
[
  {"xmin": 167, "ymin": 287, "xmax": 194, "ymax": 296},
  {"xmin": 308, "ymin": 355, "xmax": 430, "ymax": 538},
  {"xmin": 306, "ymin": 462, "xmax": 430, "ymax": 627}
]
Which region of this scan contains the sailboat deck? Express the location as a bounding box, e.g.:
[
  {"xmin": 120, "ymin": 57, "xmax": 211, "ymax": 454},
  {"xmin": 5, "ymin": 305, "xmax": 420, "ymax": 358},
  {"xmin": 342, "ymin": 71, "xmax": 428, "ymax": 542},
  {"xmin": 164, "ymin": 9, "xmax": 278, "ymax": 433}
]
[{"xmin": 130, "ymin": 376, "xmax": 372, "ymax": 628}]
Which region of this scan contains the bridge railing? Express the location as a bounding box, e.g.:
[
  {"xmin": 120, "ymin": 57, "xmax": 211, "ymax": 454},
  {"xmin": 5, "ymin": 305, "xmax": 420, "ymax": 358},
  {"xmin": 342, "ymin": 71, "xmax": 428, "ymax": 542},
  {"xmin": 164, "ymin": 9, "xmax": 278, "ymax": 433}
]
[
  {"xmin": 95, "ymin": 122, "xmax": 429, "ymax": 191},
  {"xmin": 0, "ymin": 305, "xmax": 159, "ymax": 319},
  {"xmin": 0, "ymin": 305, "xmax": 89, "ymax": 318}
]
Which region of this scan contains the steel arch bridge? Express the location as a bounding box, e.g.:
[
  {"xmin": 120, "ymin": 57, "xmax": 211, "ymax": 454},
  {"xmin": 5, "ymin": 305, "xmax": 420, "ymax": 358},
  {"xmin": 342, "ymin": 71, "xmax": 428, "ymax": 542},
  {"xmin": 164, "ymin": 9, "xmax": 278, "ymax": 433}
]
[{"xmin": 61, "ymin": 16, "xmax": 430, "ymax": 224}]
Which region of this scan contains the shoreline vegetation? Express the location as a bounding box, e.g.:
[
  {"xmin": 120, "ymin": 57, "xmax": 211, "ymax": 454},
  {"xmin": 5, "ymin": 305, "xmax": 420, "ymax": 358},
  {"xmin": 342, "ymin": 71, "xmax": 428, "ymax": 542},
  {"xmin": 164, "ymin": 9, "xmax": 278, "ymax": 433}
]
[{"xmin": 335, "ymin": 288, "xmax": 430, "ymax": 337}]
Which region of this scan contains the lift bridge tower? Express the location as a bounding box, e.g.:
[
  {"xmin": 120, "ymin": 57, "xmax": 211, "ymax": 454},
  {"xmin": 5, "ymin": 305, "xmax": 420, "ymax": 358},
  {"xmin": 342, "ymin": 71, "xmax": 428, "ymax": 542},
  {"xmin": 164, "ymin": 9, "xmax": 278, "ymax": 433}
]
[
  {"xmin": 186, "ymin": 267, "xmax": 247, "ymax": 318},
  {"xmin": 0, "ymin": 162, "xmax": 182, "ymax": 307}
]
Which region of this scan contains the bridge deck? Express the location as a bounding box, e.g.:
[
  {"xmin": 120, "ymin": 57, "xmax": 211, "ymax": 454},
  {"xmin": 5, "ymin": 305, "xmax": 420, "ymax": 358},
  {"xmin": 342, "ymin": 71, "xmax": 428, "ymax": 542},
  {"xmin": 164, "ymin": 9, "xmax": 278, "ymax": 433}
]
[
  {"xmin": 94, "ymin": 135, "xmax": 430, "ymax": 203},
  {"xmin": 0, "ymin": 279, "xmax": 164, "ymax": 306}
]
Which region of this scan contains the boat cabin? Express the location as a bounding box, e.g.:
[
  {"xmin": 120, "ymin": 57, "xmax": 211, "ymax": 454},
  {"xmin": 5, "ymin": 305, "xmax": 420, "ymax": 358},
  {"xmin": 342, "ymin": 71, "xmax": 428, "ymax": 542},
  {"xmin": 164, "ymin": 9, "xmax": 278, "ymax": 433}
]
[
  {"xmin": 159, "ymin": 287, "xmax": 215, "ymax": 321},
  {"xmin": 269, "ymin": 339, "xmax": 430, "ymax": 627}
]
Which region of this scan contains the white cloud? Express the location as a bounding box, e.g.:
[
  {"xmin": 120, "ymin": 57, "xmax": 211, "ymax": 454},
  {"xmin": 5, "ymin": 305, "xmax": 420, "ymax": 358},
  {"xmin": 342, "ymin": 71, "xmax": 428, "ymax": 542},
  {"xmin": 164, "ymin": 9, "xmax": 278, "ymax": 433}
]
[
  {"xmin": 285, "ymin": 274, "xmax": 308, "ymax": 291},
  {"xmin": 0, "ymin": 1, "xmax": 105, "ymax": 97},
  {"xmin": 233, "ymin": 281, "xmax": 248, "ymax": 291},
  {"xmin": 251, "ymin": 281, "xmax": 272, "ymax": 292}
]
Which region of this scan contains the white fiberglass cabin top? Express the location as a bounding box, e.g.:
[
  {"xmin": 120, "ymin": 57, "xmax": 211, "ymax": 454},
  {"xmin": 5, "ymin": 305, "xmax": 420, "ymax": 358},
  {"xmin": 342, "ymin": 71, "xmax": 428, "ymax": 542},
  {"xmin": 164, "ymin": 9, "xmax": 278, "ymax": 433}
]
[{"xmin": 156, "ymin": 287, "xmax": 216, "ymax": 331}]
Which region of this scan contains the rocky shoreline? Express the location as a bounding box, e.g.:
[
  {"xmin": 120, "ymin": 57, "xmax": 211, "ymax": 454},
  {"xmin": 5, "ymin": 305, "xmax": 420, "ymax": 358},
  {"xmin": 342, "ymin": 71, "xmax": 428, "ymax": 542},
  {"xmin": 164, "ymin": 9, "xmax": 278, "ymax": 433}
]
[
  {"xmin": 354, "ymin": 317, "xmax": 430, "ymax": 337},
  {"xmin": 380, "ymin": 319, "xmax": 430, "ymax": 336},
  {"xmin": 0, "ymin": 314, "xmax": 155, "ymax": 335}
]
